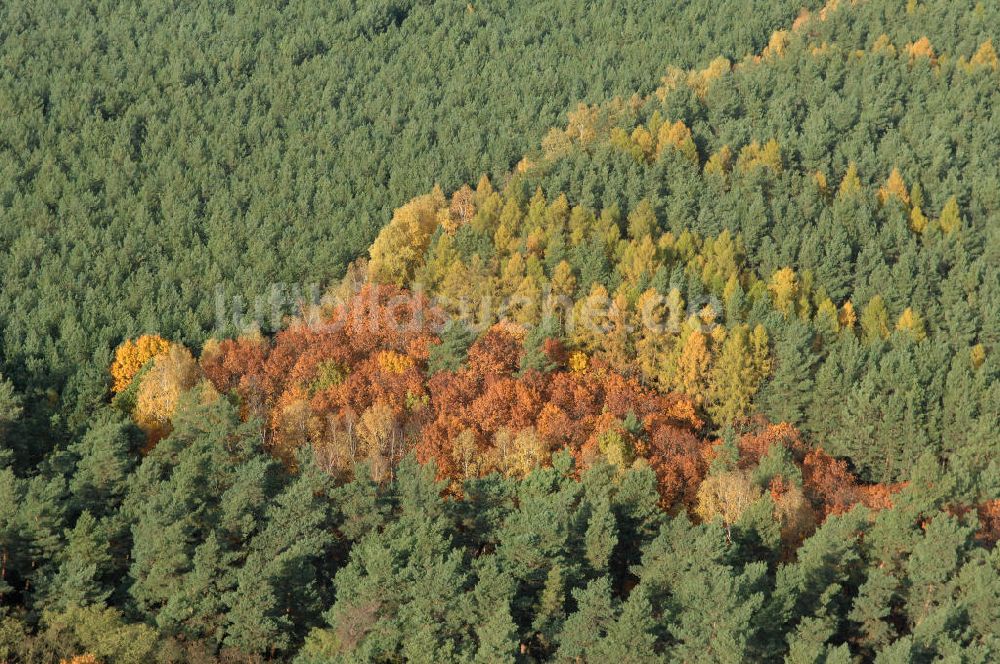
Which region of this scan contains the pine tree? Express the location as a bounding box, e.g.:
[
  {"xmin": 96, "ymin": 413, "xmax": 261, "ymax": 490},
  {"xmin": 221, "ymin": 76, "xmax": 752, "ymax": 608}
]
[
  {"xmin": 762, "ymin": 509, "xmax": 868, "ymax": 660},
  {"xmin": 473, "ymin": 605, "xmax": 519, "ymax": 663},
  {"xmin": 758, "ymin": 320, "xmax": 816, "ymax": 427},
  {"xmin": 40, "ymin": 604, "xmax": 158, "ymax": 663},
  {"xmin": 572, "ymin": 235, "xmax": 612, "ymax": 292},
  {"xmin": 0, "ymin": 375, "xmax": 22, "ymax": 464},
  {"xmin": 584, "ymin": 498, "xmax": 618, "ymax": 575},
  {"xmin": 40, "ymin": 511, "xmax": 112, "ymax": 612},
  {"xmin": 17, "ymin": 474, "xmax": 67, "ymax": 598},
  {"xmin": 68, "ymin": 412, "xmax": 137, "ymax": 518},
  {"xmin": 0, "ymin": 467, "xmax": 22, "ymax": 600},
  {"xmin": 532, "ymin": 564, "xmax": 568, "ymax": 653},
  {"xmin": 590, "ymin": 586, "xmax": 664, "ymax": 662},
  {"xmin": 428, "ymin": 320, "xmax": 474, "ymax": 375},
  {"xmin": 520, "ymin": 316, "xmax": 561, "ymax": 374},
  {"xmin": 554, "ymin": 577, "xmax": 616, "ymax": 661},
  {"xmin": 637, "ymin": 518, "xmax": 766, "ymax": 663},
  {"xmin": 124, "ymin": 391, "xmax": 262, "ymax": 630},
  {"xmin": 225, "ymin": 460, "xmax": 335, "ymax": 656},
  {"xmin": 804, "ymin": 335, "xmax": 864, "ymax": 442},
  {"xmin": 849, "ymin": 567, "xmax": 900, "ymax": 655}
]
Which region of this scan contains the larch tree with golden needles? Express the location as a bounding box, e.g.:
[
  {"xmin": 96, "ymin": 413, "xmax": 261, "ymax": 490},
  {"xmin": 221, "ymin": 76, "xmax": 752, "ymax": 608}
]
[
  {"xmin": 837, "ymin": 162, "xmax": 862, "ymax": 199},
  {"xmin": 768, "ymin": 267, "xmax": 800, "ymax": 317},
  {"xmin": 673, "ymin": 326, "xmax": 712, "ymax": 404},
  {"xmin": 895, "ymin": 307, "xmax": 927, "ymax": 341},
  {"xmin": 878, "ymin": 168, "xmax": 910, "ymax": 206},
  {"xmin": 707, "ymin": 326, "xmax": 763, "ymax": 424},
  {"xmin": 860, "ymin": 295, "xmax": 891, "ymax": 343},
  {"xmin": 838, "ymin": 301, "xmax": 858, "ymax": 331},
  {"xmin": 368, "ymin": 188, "xmax": 447, "ymax": 286},
  {"xmin": 938, "ymin": 195, "xmax": 962, "ymax": 234},
  {"xmin": 968, "ymin": 39, "xmax": 999, "ymax": 70}
]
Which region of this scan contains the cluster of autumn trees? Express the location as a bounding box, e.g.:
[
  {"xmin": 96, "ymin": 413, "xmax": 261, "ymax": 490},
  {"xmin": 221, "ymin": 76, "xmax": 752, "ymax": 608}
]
[
  {"xmin": 107, "ymin": 286, "xmax": 887, "ymax": 522},
  {"xmin": 364, "ymin": 178, "xmax": 948, "ymax": 427}
]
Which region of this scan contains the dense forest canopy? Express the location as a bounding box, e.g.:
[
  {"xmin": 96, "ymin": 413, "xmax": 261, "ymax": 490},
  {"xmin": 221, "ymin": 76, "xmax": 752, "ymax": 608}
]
[
  {"xmin": 0, "ymin": 0, "xmax": 813, "ymax": 440},
  {"xmin": 1, "ymin": 0, "xmax": 999, "ymax": 662}
]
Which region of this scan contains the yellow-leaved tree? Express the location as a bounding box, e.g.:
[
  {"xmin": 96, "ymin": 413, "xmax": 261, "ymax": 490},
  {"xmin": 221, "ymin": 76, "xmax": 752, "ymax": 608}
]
[
  {"xmin": 968, "ymin": 39, "xmax": 999, "ymax": 70},
  {"xmin": 906, "ymin": 36, "xmax": 936, "ymax": 64},
  {"xmin": 357, "ymin": 401, "xmax": 399, "ymax": 483},
  {"xmin": 656, "ymin": 120, "xmax": 698, "ymax": 163},
  {"xmin": 878, "ymin": 167, "xmax": 910, "ymax": 206},
  {"xmin": 768, "ymin": 267, "xmax": 800, "ymax": 317},
  {"xmin": 837, "ymin": 162, "xmax": 862, "ymax": 199},
  {"xmin": 133, "ymin": 344, "xmax": 200, "ymax": 447},
  {"xmin": 895, "ymin": 307, "xmax": 927, "ymax": 341},
  {"xmin": 707, "ymin": 325, "xmax": 768, "ymax": 424},
  {"xmin": 938, "ymin": 195, "xmax": 962, "ymax": 234},
  {"xmin": 368, "ymin": 188, "xmax": 447, "ymax": 285},
  {"xmin": 860, "ymin": 295, "xmax": 891, "ymax": 343},
  {"xmin": 695, "ymin": 470, "xmax": 762, "ymax": 539},
  {"xmin": 910, "ymin": 206, "xmax": 929, "ymax": 233},
  {"xmin": 839, "ymin": 300, "xmax": 857, "ymax": 331},
  {"xmin": 673, "ymin": 325, "xmax": 712, "ymax": 404},
  {"xmin": 736, "ymin": 139, "xmax": 782, "ymax": 173},
  {"xmin": 704, "ymin": 145, "xmax": 733, "ymax": 177},
  {"xmin": 110, "ymin": 334, "xmax": 170, "ymax": 393}
]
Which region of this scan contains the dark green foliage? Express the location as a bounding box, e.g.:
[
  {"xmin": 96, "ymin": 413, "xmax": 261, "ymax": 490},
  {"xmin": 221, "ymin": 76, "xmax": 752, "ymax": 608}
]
[
  {"xmin": 427, "ymin": 319, "xmax": 475, "ymax": 375},
  {"xmin": 0, "ymin": 419, "xmax": 996, "ymax": 661},
  {"xmin": 758, "ymin": 320, "xmax": 817, "ymax": 428},
  {"xmin": 519, "ymin": 315, "xmax": 561, "ymax": 374}
]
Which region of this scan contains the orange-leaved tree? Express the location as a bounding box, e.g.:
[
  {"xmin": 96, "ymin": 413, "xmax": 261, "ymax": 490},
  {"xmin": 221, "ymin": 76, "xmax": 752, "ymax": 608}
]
[{"xmin": 110, "ymin": 334, "xmax": 170, "ymax": 393}]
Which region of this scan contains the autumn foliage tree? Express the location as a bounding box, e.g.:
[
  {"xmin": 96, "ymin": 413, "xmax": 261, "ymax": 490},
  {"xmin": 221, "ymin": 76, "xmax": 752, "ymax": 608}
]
[
  {"xmin": 133, "ymin": 344, "xmax": 201, "ymax": 447},
  {"xmin": 368, "ymin": 188, "xmax": 447, "ymax": 285},
  {"xmin": 110, "ymin": 335, "xmax": 170, "ymax": 393}
]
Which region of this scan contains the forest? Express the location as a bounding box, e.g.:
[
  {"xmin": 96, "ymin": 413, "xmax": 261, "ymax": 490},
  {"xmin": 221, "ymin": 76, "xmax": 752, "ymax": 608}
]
[{"xmin": 1, "ymin": 0, "xmax": 999, "ymax": 662}]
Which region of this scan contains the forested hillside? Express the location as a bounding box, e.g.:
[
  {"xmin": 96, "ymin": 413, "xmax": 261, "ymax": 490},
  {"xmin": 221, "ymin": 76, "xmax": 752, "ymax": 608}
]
[
  {"xmin": 0, "ymin": 0, "xmax": 809, "ymax": 440},
  {"xmin": 1, "ymin": 0, "xmax": 999, "ymax": 662}
]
